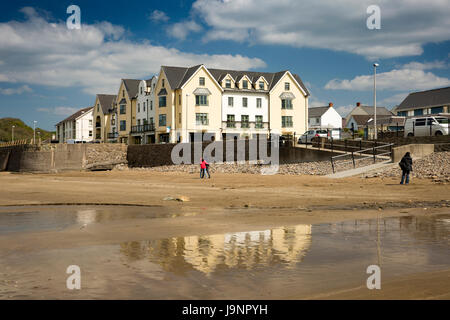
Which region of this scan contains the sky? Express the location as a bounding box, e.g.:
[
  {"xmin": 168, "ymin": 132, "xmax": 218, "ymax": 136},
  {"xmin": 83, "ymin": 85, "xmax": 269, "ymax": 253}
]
[{"xmin": 0, "ymin": 0, "xmax": 449, "ymax": 131}]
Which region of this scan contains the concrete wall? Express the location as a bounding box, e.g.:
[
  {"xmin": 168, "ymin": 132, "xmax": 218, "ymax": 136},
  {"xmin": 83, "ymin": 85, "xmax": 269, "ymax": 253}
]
[
  {"xmin": 127, "ymin": 140, "xmax": 336, "ymax": 168},
  {"xmin": 392, "ymin": 144, "xmax": 434, "ymax": 162},
  {"xmin": 1, "ymin": 144, "xmax": 126, "ymax": 172}
]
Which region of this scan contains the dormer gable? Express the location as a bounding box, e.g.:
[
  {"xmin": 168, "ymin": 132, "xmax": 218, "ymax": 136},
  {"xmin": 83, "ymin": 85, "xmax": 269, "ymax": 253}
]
[
  {"xmin": 237, "ymin": 74, "xmax": 252, "ymax": 90},
  {"xmin": 254, "ymin": 76, "xmax": 269, "ymax": 91},
  {"xmin": 221, "ymin": 74, "xmax": 235, "ymax": 89}
]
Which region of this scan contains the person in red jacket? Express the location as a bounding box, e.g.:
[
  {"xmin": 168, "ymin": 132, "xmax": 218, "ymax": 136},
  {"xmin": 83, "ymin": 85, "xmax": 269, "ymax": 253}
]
[{"xmin": 200, "ymin": 158, "xmax": 210, "ymax": 179}]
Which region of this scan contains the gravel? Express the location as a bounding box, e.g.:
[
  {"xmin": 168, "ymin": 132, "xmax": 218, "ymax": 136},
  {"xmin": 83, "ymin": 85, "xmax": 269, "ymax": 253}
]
[{"xmin": 364, "ymin": 151, "xmax": 450, "ymax": 183}]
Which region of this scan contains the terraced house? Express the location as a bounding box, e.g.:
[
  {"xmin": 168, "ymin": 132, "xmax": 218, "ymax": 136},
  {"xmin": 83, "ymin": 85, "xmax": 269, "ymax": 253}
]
[
  {"xmin": 92, "ymin": 94, "xmax": 116, "ymax": 143},
  {"xmin": 131, "ymin": 76, "xmax": 158, "ymax": 144},
  {"xmin": 115, "ymin": 79, "xmax": 141, "ymax": 144},
  {"xmin": 154, "ymin": 64, "xmax": 310, "ymax": 143}
]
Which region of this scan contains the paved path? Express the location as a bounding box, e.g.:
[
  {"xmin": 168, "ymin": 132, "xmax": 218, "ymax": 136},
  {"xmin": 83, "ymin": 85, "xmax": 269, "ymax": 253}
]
[{"xmin": 325, "ymin": 160, "xmax": 394, "ymax": 178}]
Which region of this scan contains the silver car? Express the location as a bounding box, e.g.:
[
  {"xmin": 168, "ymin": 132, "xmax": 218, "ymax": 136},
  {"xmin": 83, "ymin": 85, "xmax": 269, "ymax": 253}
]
[{"xmin": 298, "ymin": 129, "xmax": 329, "ymax": 144}]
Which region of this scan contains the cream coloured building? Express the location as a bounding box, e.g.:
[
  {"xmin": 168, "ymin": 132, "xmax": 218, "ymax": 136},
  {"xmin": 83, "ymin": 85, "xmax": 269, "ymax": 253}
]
[{"xmin": 154, "ymin": 65, "xmax": 310, "ymax": 143}]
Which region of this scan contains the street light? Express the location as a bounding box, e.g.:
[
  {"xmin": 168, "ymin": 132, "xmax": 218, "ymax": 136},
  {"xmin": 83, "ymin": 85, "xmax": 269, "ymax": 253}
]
[
  {"xmin": 373, "ymin": 63, "xmax": 379, "ymax": 140},
  {"xmin": 33, "ymin": 121, "xmax": 37, "ymax": 144},
  {"xmin": 12, "ymin": 125, "xmax": 15, "ymax": 142}
]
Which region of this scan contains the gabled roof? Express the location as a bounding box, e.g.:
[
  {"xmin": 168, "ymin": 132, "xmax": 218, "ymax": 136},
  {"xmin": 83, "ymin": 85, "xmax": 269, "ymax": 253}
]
[
  {"xmin": 56, "ymin": 107, "xmax": 93, "ymax": 125},
  {"xmin": 97, "ymin": 94, "xmax": 116, "ymax": 114},
  {"xmin": 308, "ymin": 106, "xmax": 330, "ymax": 118},
  {"xmin": 397, "ymin": 86, "xmax": 450, "ymax": 111},
  {"xmin": 358, "ymin": 106, "xmax": 393, "ymax": 116},
  {"xmin": 122, "ymin": 79, "xmax": 141, "ymax": 99},
  {"xmin": 349, "ymin": 115, "xmax": 372, "ymax": 126},
  {"xmin": 160, "ymin": 65, "xmax": 310, "ymax": 96}
]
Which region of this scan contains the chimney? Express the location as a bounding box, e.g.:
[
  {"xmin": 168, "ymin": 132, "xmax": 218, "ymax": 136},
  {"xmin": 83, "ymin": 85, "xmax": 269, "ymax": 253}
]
[
  {"xmin": 328, "ymin": 102, "xmax": 333, "ymax": 107},
  {"xmin": 356, "ymin": 102, "xmax": 361, "ymax": 107}
]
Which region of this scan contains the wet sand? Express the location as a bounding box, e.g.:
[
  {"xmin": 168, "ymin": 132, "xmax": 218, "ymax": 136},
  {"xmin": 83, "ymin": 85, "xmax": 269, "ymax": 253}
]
[{"xmin": 0, "ymin": 171, "xmax": 449, "ymax": 299}]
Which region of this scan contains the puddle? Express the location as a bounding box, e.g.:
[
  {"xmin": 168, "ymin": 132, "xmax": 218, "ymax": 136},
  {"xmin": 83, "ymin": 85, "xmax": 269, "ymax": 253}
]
[
  {"xmin": 0, "ymin": 205, "xmax": 170, "ymax": 234},
  {"xmin": 0, "ymin": 211, "xmax": 449, "ymax": 299}
]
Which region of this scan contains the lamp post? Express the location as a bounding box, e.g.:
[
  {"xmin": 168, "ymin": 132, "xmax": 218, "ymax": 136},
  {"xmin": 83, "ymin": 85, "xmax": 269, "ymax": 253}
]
[
  {"xmin": 373, "ymin": 63, "xmax": 379, "ymax": 140},
  {"xmin": 12, "ymin": 125, "xmax": 15, "ymax": 142},
  {"xmin": 33, "ymin": 121, "xmax": 37, "ymax": 144}
]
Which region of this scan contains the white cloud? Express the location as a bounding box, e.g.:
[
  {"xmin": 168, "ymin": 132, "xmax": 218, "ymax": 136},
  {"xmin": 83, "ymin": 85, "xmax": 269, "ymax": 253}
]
[
  {"xmin": 400, "ymin": 61, "xmax": 448, "ymax": 70},
  {"xmin": 37, "ymin": 106, "xmax": 79, "ymax": 116},
  {"xmin": 380, "ymin": 92, "xmax": 409, "ymax": 106},
  {"xmin": 167, "ymin": 20, "xmax": 202, "ymax": 40},
  {"xmin": 189, "ymin": 0, "xmax": 450, "ymax": 59},
  {"xmin": 335, "ymin": 104, "xmax": 354, "ymax": 118},
  {"xmin": 0, "ymin": 85, "xmax": 32, "ymax": 95},
  {"xmin": 325, "ymin": 63, "xmax": 450, "ymax": 91},
  {"xmin": 149, "ymin": 10, "xmax": 169, "ymax": 23},
  {"xmin": 0, "ymin": 7, "xmax": 266, "ymax": 95}
]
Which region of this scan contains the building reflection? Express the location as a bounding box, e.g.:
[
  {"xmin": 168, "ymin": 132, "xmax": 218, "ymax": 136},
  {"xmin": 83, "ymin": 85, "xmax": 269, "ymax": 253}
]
[{"xmin": 119, "ymin": 224, "xmax": 312, "ymax": 275}]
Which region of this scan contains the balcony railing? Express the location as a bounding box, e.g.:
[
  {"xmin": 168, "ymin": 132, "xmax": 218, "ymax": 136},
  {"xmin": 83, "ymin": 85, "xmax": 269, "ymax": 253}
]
[
  {"xmin": 95, "ymin": 123, "xmax": 101, "ymax": 128},
  {"xmin": 223, "ymin": 121, "xmax": 268, "ymax": 130},
  {"xmin": 107, "ymin": 132, "xmax": 118, "ymax": 139},
  {"xmin": 131, "ymin": 124, "xmax": 155, "ymax": 134},
  {"xmin": 195, "ymin": 120, "xmax": 209, "ymax": 126}
]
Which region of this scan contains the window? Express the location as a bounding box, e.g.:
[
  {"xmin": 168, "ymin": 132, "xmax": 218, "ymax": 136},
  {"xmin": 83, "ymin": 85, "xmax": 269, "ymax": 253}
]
[
  {"xmin": 122, "ymin": 90, "xmax": 125, "ymax": 97},
  {"xmin": 179, "ymin": 113, "xmax": 181, "ymax": 124},
  {"xmin": 144, "ymin": 102, "xmax": 146, "ymax": 112},
  {"xmin": 259, "ymin": 81, "xmax": 264, "ymax": 90},
  {"xmin": 179, "ymin": 95, "xmax": 181, "ymax": 105},
  {"xmin": 97, "ymin": 104, "xmax": 100, "ymax": 112},
  {"xmin": 255, "ymin": 115, "xmax": 263, "ymax": 128},
  {"xmin": 89, "ymin": 130, "xmax": 92, "ymax": 137},
  {"xmin": 227, "ymin": 114, "xmax": 235, "ymax": 128},
  {"xmin": 138, "ymin": 103, "xmax": 140, "ymax": 113},
  {"xmin": 228, "ymin": 97, "xmax": 234, "ymax": 107},
  {"xmin": 241, "ymin": 115, "xmax": 249, "ymax": 128},
  {"xmin": 196, "ymin": 95, "xmax": 208, "ymax": 106},
  {"xmin": 159, "ymin": 96, "xmax": 167, "ymax": 107},
  {"xmin": 120, "ymin": 104, "xmax": 126, "ymax": 114},
  {"xmin": 89, "ymin": 120, "xmax": 93, "ymax": 126},
  {"xmin": 257, "ymin": 98, "xmax": 262, "ymax": 108},
  {"xmin": 281, "ymin": 99, "xmax": 293, "ymax": 109},
  {"xmin": 120, "ymin": 120, "xmax": 126, "ymax": 131},
  {"xmin": 431, "ymin": 106, "xmax": 443, "ymax": 114},
  {"xmin": 243, "ymin": 97, "xmax": 248, "ymax": 107},
  {"xmin": 159, "ymin": 114, "xmax": 166, "ymax": 126},
  {"xmin": 140, "ymin": 87, "xmax": 143, "ymax": 95},
  {"xmin": 242, "ymin": 80, "xmax": 248, "ymax": 89},
  {"xmin": 225, "ymin": 79, "xmax": 231, "ymax": 88},
  {"xmin": 415, "ymin": 118, "xmax": 425, "ymax": 126},
  {"xmin": 196, "ymin": 113, "xmax": 209, "ymax": 125},
  {"xmin": 282, "ymin": 116, "xmax": 293, "ymax": 128},
  {"xmin": 315, "ymin": 118, "xmax": 320, "ymax": 124},
  {"xmin": 137, "ymin": 119, "xmax": 141, "ymax": 125},
  {"xmin": 150, "ymin": 101, "xmax": 153, "ymax": 110},
  {"xmin": 199, "ymin": 77, "xmax": 205, "ymax": 86},
  {"xmin": 285, "ymin": 82, "xmax": 290, "ymax": 90},
  {"xmin": 414, "ymin": 109, "xmax": 423, "ymax": 116},
  {"xmin": 150, "ymin": 117, "xmax": 154, "ymax": 125},
  {"xmin": 162, "ymin": 79, "xmax": 165, "ymax": 87}
]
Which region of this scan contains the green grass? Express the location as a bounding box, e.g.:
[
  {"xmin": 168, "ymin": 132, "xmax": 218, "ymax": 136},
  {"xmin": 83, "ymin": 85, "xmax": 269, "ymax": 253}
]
[{"xmin": 0, "ymin": 118, "xmax": 54, "ymax": 142}]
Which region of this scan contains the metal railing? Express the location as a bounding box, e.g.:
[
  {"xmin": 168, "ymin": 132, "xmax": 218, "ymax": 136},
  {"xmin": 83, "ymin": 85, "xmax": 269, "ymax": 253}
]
[
  {"xmin": 0, "ymin": 139, "xmax": 31, "ymax": 148},
  {"xmin": 330, "ymin": 142, "xmax": 394, "ymax": 173},
  {"xmin": 131, "ymin": 124, "xmax": 155, "ymax": 134}
]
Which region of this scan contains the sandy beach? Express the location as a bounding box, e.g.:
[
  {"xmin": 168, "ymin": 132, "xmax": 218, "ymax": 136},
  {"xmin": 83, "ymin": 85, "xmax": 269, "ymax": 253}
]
[{"xmin": 0, "ymin": 171, "xmax": 449, "ymax": 299}]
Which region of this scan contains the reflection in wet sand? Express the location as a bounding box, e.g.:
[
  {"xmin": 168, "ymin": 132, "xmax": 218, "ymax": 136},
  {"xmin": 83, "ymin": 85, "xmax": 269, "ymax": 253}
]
[{"xmin": 120, "ymin": 225, "xmax": 312, "ymax": 275}]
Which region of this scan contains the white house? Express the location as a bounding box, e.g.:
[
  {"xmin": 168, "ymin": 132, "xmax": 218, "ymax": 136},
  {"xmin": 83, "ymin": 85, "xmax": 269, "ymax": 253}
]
[
  {"xmin": 132, "ymin": 76, "xmax": 158, "ymax": 144},
  {"xmin": 308, "ymin": 103, "xmax": 342, "ymax": 129},
  {"xmin": 55, "ymin": 106, "xmax": 93, "ymax": 143},
  {"xmin": 221, "ymin": 87, "xmax": 269, "ymax": 139}
]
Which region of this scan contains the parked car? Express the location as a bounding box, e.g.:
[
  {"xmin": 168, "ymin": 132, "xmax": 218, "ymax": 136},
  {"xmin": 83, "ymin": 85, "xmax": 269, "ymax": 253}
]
[
  {"xmin": 404, "ymin": 116, "xmax": 449, "ymax": 137},
  {"xmin": 298, "ymin": 129, "xmax": 329, "ymax": 144}
]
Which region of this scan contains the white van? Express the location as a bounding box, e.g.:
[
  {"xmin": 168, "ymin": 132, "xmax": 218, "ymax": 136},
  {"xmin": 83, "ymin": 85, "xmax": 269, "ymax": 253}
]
[{"xmin": 404, "ymin": 116, "xmax": 449, "ymax": 137}]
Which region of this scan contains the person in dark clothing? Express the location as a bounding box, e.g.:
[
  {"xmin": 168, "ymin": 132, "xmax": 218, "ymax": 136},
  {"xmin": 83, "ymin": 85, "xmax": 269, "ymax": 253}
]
[{"xmin": 399, "ymin": 152, "xmax": 413, "ymax": 185}]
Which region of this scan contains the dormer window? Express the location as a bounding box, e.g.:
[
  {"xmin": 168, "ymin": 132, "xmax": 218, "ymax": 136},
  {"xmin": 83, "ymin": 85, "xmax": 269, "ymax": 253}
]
[
  {"xmin": 259, "ymin": 81, "xmax": 264, "ymax": 90},
  {"xmin": 242, "ymin": 80, "xmax": 248, "ymax": 89},
  {"xmin": 285, "ymin": 82, "xmax": 290, "ymax": 91},
  {"xmin": 225, "ymin": 79, "xmax": 231, "ymax": 88},
  {"xmin": 199, "ymin": 77, "xmax": 205, "ymax": 86}
]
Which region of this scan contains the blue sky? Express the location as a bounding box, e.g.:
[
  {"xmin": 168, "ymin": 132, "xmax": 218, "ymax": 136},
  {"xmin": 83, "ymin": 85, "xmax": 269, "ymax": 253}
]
[{"xmin": 0, "ymin": 0, "xmax": 449, "ymax": 130}]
